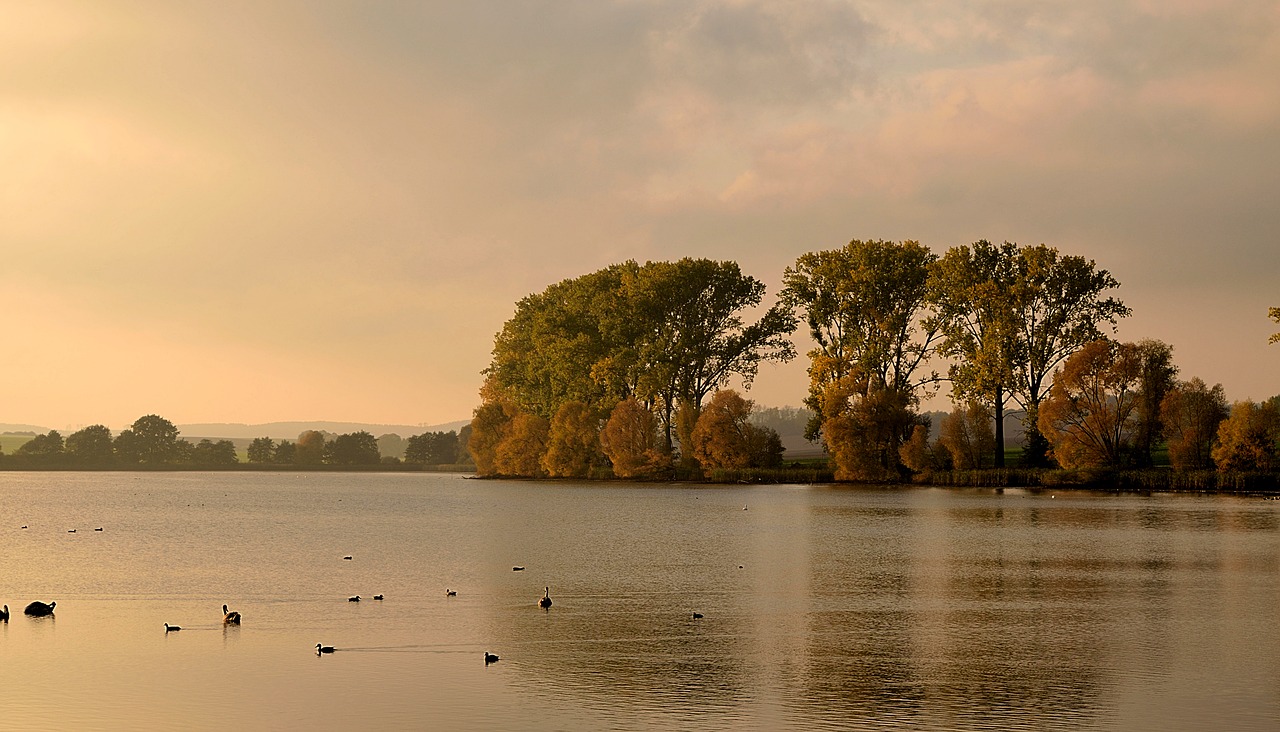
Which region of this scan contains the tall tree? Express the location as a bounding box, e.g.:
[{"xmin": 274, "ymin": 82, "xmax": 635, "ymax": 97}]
[
  {"xmin": 247, "ymin": 437, "xmax": 277, "ymax": 464},
  {"xmin": 192, "ymin": 439, "xmax": 239, "ymax": 466},
  {"xmin": 1037, "ymin": 340, "xmax": 1142, "ymax": 469},
  {"xmin": 295, "ymin": 430, "xmax": 327, "ymax": 466},
  {"xmin": 1160, "ymin": 378, "xmax": 1229, "ymax": 470},
  {"xmin": 1133, "ymin": 339, "xmax": 1178, "ymax": 467},
  {"xmin": 493, "ymin": 413, "xmax": 550, "ymax": 477},
  {"xmin": 15, "ymin": 431, "xmax": 64, "ymax": 460},
  {"xmin": 930, "ymin": 241, "xmax": 1130, "ymax": 467},
  {"xmin": 939, "ymin": 402, "xmax": 996, "ymax": 470},
  {"xmin": 127, "ymin": 415, "xmax": 181, "ymax": 465},
  {"xmin": 325, "ymin": 431, "xmax": 381, "ymax": 466},
  {"xmin": 783, "ymin": 239, "xmax": 939, "ymax": 477}
]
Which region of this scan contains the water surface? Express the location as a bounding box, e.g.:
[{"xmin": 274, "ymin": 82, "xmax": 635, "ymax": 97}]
[{"xmin": 1, "ymin": 472, "xmax": 1277, "ymax": 730}]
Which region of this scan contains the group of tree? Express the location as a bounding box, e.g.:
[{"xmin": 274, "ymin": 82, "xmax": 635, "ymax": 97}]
[
  {"xmin": 470, "ymin": 258, "xmax": 794, "ymax": 477},
  {"xmin": 5, "ymin": 415, "xmax": 239, "ymax": 468},
  {"xmin": 244, "ymin": 428, "xmax": 468, "ymax": 467}
]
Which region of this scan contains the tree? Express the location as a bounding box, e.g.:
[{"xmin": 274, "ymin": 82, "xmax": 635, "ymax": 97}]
[
  {"xmin": 930, "ymin": 241, "xmax": 1130, "ymax": 467},
  {"xmin": 939, "ymin": 402, "xmax": 996, "ymax": 470},
  {"xmin": 65, "ymin": 425, "xmax": 114, "ymax": 465},
  {"xmin": 690, "ymin": 390, "xmax": 755, "ymax": 471},
  {"xmin": 1037, "ymin": 340, "xmax": 1142, "ymax": 469},
  {"xmin": 1133, "ymin": 339, "xmax": 1178, "ymax": 468},
  {"xmin": 899, "ymin": 424, "xmax": 932, "ymax": 473},
  {"xmin": 1160, "ymin": 378, "xmax": 1229, "ymax": 470},
  {"xmin": 273, "ymin": 440, "xmax": 296, "ymax": 464},
  {"xmin": 376, "ymin": 433, "xmax": 406, "ymax": 460},
  {"xmin": 15, "ymin": 431, "xmax": 64, "ymax": 460},
  {"xmin": 782, "ymin": 240, "xmax": 939, "ymax": 477},
  {"xmin": 819, "ymin": 375, "xmax": 915, "ymax": 481},
  {"xmin": 325, "ymin": 431, "xmax": 381, "ymax": 466},
  {"xmin": 295, "ymin": 430, "xmax": 326, "ymax": 466},
  {"xmin": 1211, "ymin": 399, "xmax": 1280, "ymax": 473},
  {"xmin": 405, "ymin": 431, "xmax": 460, "ymax": 465},
  {"xmin": 600, "ymin": 397, "xmax": 668, "ymax": 478},
  {"xmin": 469, "ymin": 398, "xmax": 515, "ymax": 476},
  {"xmin": 192, "ymin": 439, "xmax": 239, "ymax": 466},
  {"xmin": 542, "ymin": 401, "xmax": 603, "ymax": 478},
  {"xmin": 1270, "ymin": 307, "xmax": 1279, "ymax": 344},
  {"xmin": 493, "ymin": 413, "xmax": 549, "ymax": 477},
  {"xmin": 127, "ymin": 415, "xmax": 181, "ymax": 465},
  {"xmin": 247, "ymin": 437, "xmax": 277, "ymax": 464}
]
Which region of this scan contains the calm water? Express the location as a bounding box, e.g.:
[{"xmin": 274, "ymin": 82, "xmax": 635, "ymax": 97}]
[{"xmin": 0, "ymin": 472, "xmax": 1277, "ymax": 731}]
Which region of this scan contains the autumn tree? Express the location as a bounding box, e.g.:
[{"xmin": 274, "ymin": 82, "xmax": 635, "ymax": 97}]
[
  {"xmin": 1211, "ymin": 398, "xmax": 1280, "ymax": 473},
  {"xmin": 1160, "ymin": 378, "xmax": 1229, "ymax": 470},
  {"xmin": 65, "ymin": 425, "xmax": 114, "ymax": 465},
  {"xmin": 930, "ymin": 241, "xmax": 1129, "ymax": 467},
  {"xmin": 940, "ymin": 402, "xmax": 996, "ymax": 470},
  {"xmin": 899, "ymin": 424, "xmax": 933, "ymax": 473},
  {"xmin": 782, "ymin": 240, "xmax": 940, "ymax": 478},
  {"xmin": 1270, "ymin": 307, "xmax": 1279, "ymax": 344},
  {"xmin": 247, "ymin": 437, "xmax": 276, "ymax": 464},
  {"xmin": 493, "ymin": 413, "xmax": 550, "ymax": 477},
  {"xmin": 1037, "ymin": 340, "xmax": 1142, "ymax": 469},
  {"xmin": 600, "ymin": 397, "xmax": 668, "ymax": 478},
  {"xmin": 468, "ymin": 401, "xmax": 513, "ymax": 476},
  {"xmin": 542, "ymin": 401, "xmax": 603, "ymax": 478},
  {"xmin": 690, "ymin": 389, "xmax": 753, "ymax": 470}
]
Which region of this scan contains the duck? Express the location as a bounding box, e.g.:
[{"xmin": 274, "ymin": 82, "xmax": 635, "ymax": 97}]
[
  {"xmin": 692, "ymin": 612, "xmax": 704, "ymax": 619},
  {"xmin": 164, "ymin": 623, "xmax": 181, "ymax": 632},
  {"xmin": 223, "ymin": 604, "xmax": 241, "ymax": 625},
  {"xmin": 343, "ymin": 556, "xmax": 352, "ymax": 560},
  {"xmin": 316, "ymin": 643, "xmax": 335, "ymax": 654},
  {"xmin": 0, "ymin": 605, "xmax": 8, "ymax": 622},
  {"xmin": 484, "ymin": 652, "xmax": 499, "ymax": 664},
  {"xmin": 539, "ymin": 587, "xmax": 552, "ymax": 609},
  {"xmin": 512, "ymin": 566, "xmax": 524, "ymax": 571},
  {"xmin": 373, "ymin": 594, "xmax": 384, "ymax": 601},
  {"xmin": 445, "ymin": 589, "xmax": 457, "ymax": 597},
  {"xmin": 348, "ymin": 595, "xmax": 361, "ymax": 602},
  {"xmin": 94, "ymin": 527, "xmax": 103, "ymax": 531},
  {"xmin": 24, "ymin": 600, "xmax": 55, "ymax": 616}
]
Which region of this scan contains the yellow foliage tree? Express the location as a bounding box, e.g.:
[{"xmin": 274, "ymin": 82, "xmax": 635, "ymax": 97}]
[
  {"xmin": 690, "ymin": 389, "xmax": 754, "ymax": 471},
  {"xmin": 940, "ymin": 402, "xmax": 996, "ymax": 470},
  {"xmin": 542, "ymin": 401, "xmax": 602, "ymax": 478},
  {"xmin": 600, "ymin": 398, "xmax": 668, "ymax": 478},
  {"xmin": 1211, "ymin": 399, "xmax": 1280, "ymax": 473},
  {"xmin": 898, "ymin": 424, "xmax": 932, "ymax": 473}
]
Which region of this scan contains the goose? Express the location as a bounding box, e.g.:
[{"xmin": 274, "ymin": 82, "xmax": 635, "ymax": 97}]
[
  {"xmin": 484, "ymin": 652, "xmax": 499, "ymax": 664},
  {"xmin": 164, "ymin": 623, "xmax": 181, "ymax": 632},
  {"xmin": 223, "ymin": 604, "xmax": 241, "ymax": 625},
  {"xmin": 24, "ymin": 601, "xmax": 55, "ymax": 616},
  {"xmin": 445, "ymin": 589, "xmax": 457, "ymax": 597},
  {"xmin": 692, "ymin": 612, "xmax": 704, "ymax": 619},
  {"xmin": 0, "ymin": 605, "xmax": 8, "ymax": 622},
  {"xmin": 348, "ymin": 595, "xmax": 361, "ymax": 602},
  {"xmin": 316, "ymin": 644, "xmax": 335, "ymax": 654},
  {"xmin": 539, "ymin": 587, "xmax": 552, "ymax": 609}
]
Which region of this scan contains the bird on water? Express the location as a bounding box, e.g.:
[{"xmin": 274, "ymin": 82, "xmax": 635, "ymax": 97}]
[
  {"xmin": 164, "ymin": 623, "xmax": 181, "ymax": 632},
  {"xmin": 316, "ymin": 644, "xmax": 335, "ymax": 654},
  {"xmin": 0, "ymin": 605, "xmax": 8, "ymax": 622},
  {"xmin": 484, "ymin": 652, "xmax": 499, "ymax": 664},
  {"xmin": 693, "ymin": 612, "xmax": 704, "ymax": 619},
  {"xmin": 348, "ymin": 595, "xmax": 361, "ymax": 602},
  {"xmin": 373, "ymin": 594, "xmax": 384, "ymax": 600},
  {"xmin": 539, "ymin": 587, "xmax": 552, "ymax": 609},
  {"xmin": 24, "ymin": 601, "xmax": 55, "ymax": 616},
  {"xmin": 223, "ymin": 604, "xmax": 241, "ymax": 625},
  {"xmin": 445, "ymin": 589, "xmax": 457, "ymax": 597}
]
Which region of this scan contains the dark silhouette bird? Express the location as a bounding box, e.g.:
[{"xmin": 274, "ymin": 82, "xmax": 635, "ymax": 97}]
[
  {"xmin": 484, "ymin": 652, "xmax": 499, "ymax": 664},
  {"xmin": 373, "ymin": 594, "xmax": 384, "ymax": 601},
  {"xmin": 223, "ymin": 604, "xmax": 241, "ymax": 625},
  {"xmin": 693, "ymin": 612, "xmax": 704, "ymax": 619},
  {"xmin": 95, "ymin": 527, "xmax": 103, "ymax": 531},
  {"xmin": 164, "ymin": 623, "xmax": 181, "ymax": 632},
  {"xmin": 24, "ymin": 601, "xmax": 55, "ymax": 616},
  {"xmin": 0, "ymin": 605, "xmax": 8, "ymax": 622},
  {"xmin": 445, "ymin": 589, "xmax": 457, "ymax": 597},
  {"xmin": 316, "ymin": 644, "xmax": 335, "ymax": 654},
  {"xmin": 539, "ymin": 587, "xmax": 552, "ymax": 609},
  {"xmin": 20, "ymin": 525, "xmax": 26, "ymax": 529},
  {"xmin": 67, "ymin": 529, "xmax": 76, "ymax": 533},
  {"xmin": 343, "ymin": 556, "xmax": 352, "ymax": 560},
  {"xmin": 348, "ymin": 595, "xmax": 361, "ymax": 602},
  {"xmin": 512, "ymin": 566, "xmax": 524, "ymax": 571}
]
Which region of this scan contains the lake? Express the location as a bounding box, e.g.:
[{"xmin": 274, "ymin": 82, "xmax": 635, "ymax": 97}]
[{"xmin": 1, "ymin": 471, "xmax": 1277, "ymax": 730}]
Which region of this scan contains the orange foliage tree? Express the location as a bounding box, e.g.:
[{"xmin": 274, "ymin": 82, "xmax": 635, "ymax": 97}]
[
  {"xmin": 599, "ymin": 397, "xmax": 668, "ymax": 478},
  {"xmin": 493, "ymin": 412, "xmax": 550, "ymax": 477},
  {"xmin": 1211, "ymin": 399, "xmax": 1280, "ymax": 473},
  {"xmin": 1037, "ymin": 339, "xmax": 1142, "ymax": 468},
  {"xmin": 542, "ymin": 401, "xmax": 603, "ymax": 478}
]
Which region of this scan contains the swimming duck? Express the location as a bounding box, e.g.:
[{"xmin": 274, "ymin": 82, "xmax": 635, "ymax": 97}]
[
  {"xmin": 484, "ymin": 652, "xmax": 499, "ymax": 664},
  {"xmin": 445, "ymin": 589, "xmax": 457, "ymax": 597},
  {"xmin": 348, "ymin": 595, "xmax": 361, "ymax": 602},
  {"xmin": 164, "ymin": 623, "xmax": 181, "ymax": 632},
  {"xmin": 316, "ymin": 644, "xmax": 335, "ymax": 654}
]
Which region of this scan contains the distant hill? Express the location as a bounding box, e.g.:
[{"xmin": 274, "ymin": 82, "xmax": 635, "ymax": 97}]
[
  {"xmin": 176, "ymin": 420, "xmax": 470, "ymax": 441},
  {"xmin": 0, "ymin": 424, "xmax": 53, "ymax": 435}
]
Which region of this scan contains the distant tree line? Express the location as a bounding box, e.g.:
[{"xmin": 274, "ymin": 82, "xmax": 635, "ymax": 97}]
[
  {"xmin": 469, "ymin": 248, "xmax": 1279, "ymax": 481},
  {"xmin": 2, "ymin": 415, "xmax": 474, "ymax": 470}
]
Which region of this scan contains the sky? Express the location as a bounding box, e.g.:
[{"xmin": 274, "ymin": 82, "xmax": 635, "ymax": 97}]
[{"xmin": 2, "ymin": 0, "xmax": 1278, "ymax": 433}]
